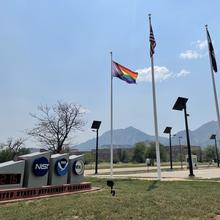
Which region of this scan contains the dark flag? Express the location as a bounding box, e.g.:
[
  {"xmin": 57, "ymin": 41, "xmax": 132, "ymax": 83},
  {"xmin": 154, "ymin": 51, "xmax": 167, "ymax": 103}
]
[
  {"xmin": 207, "ymin": 29, "xmax": 218, "ymax": 72},
  {"xmin": 149, "ymin": 22, "xmax": 156, "ymax": 57}
]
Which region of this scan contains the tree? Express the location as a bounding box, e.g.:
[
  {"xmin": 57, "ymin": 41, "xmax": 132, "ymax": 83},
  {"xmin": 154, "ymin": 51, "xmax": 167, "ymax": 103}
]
[
  {"xmin": 145, "ymin": 142, "xmax": 167, "ymax": 162},
  {"xmin": 0, "ymin": 137, "xmax": 30, "ymax": 163},
  {"xmin": 203, "ymin": 145, "xmax": 216, "ymax": 162},
  {"xmin": 117, "ymin": 149, "xmax": 130, "ymax": 163},
  {"xmin": 5, "ymin": 137, "xmax": 25, "ymax": 153},
  {"xmin": 119, "ymin": 150, "xmax": 130, "ymax": 163},
  {"xmin": 191, "ymin": 148, "xmax": 203, "ymax": 162},
  {"xmin": 84, "ymin": 152, "xmax": 94, "ymax": 164},
  {"xmin": 132, "ymin": 142, "xmax": 147, "ymax": 163},
  {"xmin": 28, "ymin": 101, "xmax": 86, "ymax": 153}
]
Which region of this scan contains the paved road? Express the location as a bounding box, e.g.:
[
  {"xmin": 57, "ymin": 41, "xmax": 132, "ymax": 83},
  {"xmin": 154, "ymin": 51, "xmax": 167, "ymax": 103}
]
[{"xmin": 85, "ymin": 166, "xmax": 220, "ymax": 180}]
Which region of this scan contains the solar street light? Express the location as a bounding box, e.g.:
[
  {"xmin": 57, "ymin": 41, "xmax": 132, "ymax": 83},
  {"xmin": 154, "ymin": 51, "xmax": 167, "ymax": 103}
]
[
  {"xmin": 91, "ymin": 121, "xmax": 102, "ymax": 174},
  {"xmin": 163, "ymin": 126, "xmax": 173, "ymax": 170},
  {"xmin": 210, "ymin": 134, "xmax": 220, "ymax": 167},
  {"xmin": 173, "ymin": 97, "xmax": 194, "ymax": 176}
]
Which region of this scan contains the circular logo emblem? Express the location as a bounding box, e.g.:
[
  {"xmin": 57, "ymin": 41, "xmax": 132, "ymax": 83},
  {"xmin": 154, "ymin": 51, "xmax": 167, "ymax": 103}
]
[
  {"xmin": 32, "ymin": 157, "xmax": 49, "ymax": 176},
  {"xmin": 55, "ymin": 158, "xmax": 68, "ymax": 176},
  {"xmin": 73, "ymin": 160, "xmax": 85, "ymax": 175}
]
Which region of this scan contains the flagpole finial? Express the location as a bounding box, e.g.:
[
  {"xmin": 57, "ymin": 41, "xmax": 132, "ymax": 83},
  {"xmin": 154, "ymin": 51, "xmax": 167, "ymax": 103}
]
[
  {"xmin": 205, "ymin": 24, "xmax": 208, "ymax": 30},
  {"xmin": 148, "ymin": 14, "xmax": 151, "ymax": 19}
]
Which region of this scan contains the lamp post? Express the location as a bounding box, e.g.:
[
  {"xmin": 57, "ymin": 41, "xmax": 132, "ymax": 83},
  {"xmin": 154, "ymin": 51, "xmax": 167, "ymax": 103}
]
[
  {"xmin": 210, "ymin": 134, "xmax": 220, "ymax": 167},
  {"xmin": 91, "ymin": 120, "xmax": 102, "ymax": 174},
  {"xmin": 163, "ymin": 126, "xmax": 173, "ymax": 170},
  {"xmin": 178, "ymin": 136, "xmax": 183, "ymax": 169},
  {"xmin": 173, "ymin": 97, "xmax": 194, "ymax": 176}
]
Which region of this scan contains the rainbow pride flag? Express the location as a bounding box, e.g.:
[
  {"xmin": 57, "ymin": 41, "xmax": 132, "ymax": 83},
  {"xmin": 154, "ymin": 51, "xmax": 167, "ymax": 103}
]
[{"xmin": 112, "ymin": 61, "xmax": 138, "ymax": 84}]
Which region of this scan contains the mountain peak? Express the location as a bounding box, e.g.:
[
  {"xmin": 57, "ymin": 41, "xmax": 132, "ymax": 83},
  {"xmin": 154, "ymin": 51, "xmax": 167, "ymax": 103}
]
[
  {"xmin": 172, "ymin": 120, "xmax": 217, "ymax": 147},
  {"xmin": 124, "ymin": 126, "xmax": 140, "ymax": 131},
  {"xmin": 126, "ymin": 126, "xmax": 136, "ymax": 130},
  {"xmin": 77, "ymin": 126, "xmax": 168, "ymax": 151}
]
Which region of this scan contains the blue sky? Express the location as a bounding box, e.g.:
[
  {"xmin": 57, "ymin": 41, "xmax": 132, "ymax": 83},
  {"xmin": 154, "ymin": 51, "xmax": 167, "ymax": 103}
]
[{"xmin": 0, "ymin": 1, "xmax": 220, "ymax": 147}]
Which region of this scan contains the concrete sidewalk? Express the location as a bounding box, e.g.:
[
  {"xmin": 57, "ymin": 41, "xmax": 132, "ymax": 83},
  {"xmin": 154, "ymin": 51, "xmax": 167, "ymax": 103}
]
[{"xmin": 85, "ymin": 166, "xmax": 220, "ymax": 180}]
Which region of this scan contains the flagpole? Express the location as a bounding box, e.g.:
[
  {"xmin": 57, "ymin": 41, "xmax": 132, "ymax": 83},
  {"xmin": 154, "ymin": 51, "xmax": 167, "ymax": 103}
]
[
  {"xmin": 110, "ymin": 51, "xmax": 113, "ymax": 178},
  {"xmin": 205, "ymin": 25, "xmax": 220, "ymax": 140},
  {"xmin": 148, "ymin": 14, "xmax": 161, "ymax": 180}
]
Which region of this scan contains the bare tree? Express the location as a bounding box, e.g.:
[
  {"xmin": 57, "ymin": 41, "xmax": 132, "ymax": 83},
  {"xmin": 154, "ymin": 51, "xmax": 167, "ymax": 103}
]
[
  {"xmin": 28, "ymin": 101, "xmax": 86, "ymax": 153},
  {"xmin": 0, "ymin": 137, "xmax": 28, "ymax": 162},
  {"xmin": 0, "ymin": 137, "xmax": 25, "ymax": 153}
]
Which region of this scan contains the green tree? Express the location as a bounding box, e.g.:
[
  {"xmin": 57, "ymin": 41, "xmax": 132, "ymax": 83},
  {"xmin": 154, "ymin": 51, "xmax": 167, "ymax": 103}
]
[
  {"xmin": 191, "ymin": 148, "xmax": 203, "ymax": 162},
  {"xmin": 84, "ymin": 152, "xmax": 94, "ymax": 164},
  {"xmin": 117, "ymin": 149, "xmax": 130, "ymax": 163},
  {"xmin": 203, "ymin": 145, "xmax": 217, "ymax": 162},
  {"xmin": 0, "ymin": 149, "xmax": 14, "ymax": 163},
  {"xmin": 0, "ymin": 138, "xmax": 30, "ymax": 163},
  {"xmin": 121, "ymin": 150, "xmax": 130, "ymax": 163},
  {"xmin": 145, "ymin": 142, "xmax": 167, "ymax": 162},
  {"xmin": 132, "ymin": 142, "xmax": 146, "ymax": 163}
]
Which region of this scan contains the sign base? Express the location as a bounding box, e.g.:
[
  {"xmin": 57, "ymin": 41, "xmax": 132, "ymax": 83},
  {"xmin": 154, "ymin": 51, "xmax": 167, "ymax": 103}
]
[{"xmin": 0, "ymin": 182, "xmax": 91, "ymax": 203}]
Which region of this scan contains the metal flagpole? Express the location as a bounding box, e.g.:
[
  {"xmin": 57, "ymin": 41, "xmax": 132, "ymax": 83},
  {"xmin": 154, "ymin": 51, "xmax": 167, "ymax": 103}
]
[
  {"xmin": 205, "ymin": 25, "xmax": 220, "ymax": 142},
  {"xmin": 110, "ymin": 51, "xmax": 113, "ymax": 178},
  {"xmin": 148, "ymin": 14, "xmax": 161, "ymax": 180}
]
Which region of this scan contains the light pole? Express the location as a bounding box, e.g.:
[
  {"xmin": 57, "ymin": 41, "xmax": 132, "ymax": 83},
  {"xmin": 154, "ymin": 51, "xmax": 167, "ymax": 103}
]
[
  {"xmin": 173, "ymin": 97, "xmax": 194, "ymax": 176},
  {"xmin": 210, "ymin": 134, "xmax": 220, "ymax": 167},
  {"xmin": 163, "ymin": 126, "xmax": 173, "ymax": 170},
  {"xmin": 178, "ymin": 136, "xmax": 183, "ymax": 169},
  {"xmin": 91, "ymin": 120, "xmax": 102, "ymax": 174}
]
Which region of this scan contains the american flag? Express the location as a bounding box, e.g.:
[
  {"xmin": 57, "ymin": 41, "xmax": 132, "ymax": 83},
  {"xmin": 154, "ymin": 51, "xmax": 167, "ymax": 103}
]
[{"xmin": 149, "ymin": 23, "xmax": 156, "ymax": 57}]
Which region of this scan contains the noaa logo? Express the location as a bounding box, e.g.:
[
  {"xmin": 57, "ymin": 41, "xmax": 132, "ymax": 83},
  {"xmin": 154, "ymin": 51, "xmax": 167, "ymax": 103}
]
[
  {"xmin": 32, "ymin": 157, "xmax": 49, "ymax": 176},
  {"xmin": 55, "ymin": 158, "xmax": 68, "ymax": 176},
  {"xmin": 73, "ymin": 160, "xmax": 85, "ymax": 175}
]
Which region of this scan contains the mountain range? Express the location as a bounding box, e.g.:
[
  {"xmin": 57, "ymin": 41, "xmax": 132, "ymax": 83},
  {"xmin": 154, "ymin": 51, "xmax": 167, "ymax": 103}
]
[
  {"xmin": 77, "ymin": 121, "xmax": 219, "ymax": 151},
  {"xmin": 172, "ymin": 120, "xmax": 218, "ymax": 147},
  {"xmin": 77, "ymin": 126, "xmax": 168, "ymax": 151}
]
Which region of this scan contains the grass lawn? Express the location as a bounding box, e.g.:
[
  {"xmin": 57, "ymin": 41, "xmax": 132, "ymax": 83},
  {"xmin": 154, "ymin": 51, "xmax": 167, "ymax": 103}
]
[{"xmin": 0, "ymin": 178, "xmax": 220, "ymax": 220}]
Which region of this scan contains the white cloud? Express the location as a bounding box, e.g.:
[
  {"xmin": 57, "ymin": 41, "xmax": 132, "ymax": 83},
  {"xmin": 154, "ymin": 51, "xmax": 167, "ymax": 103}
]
[
  {"xmin": 136, "ymin": 66, "xmax": 172, "ymax": 82},
  {"xmin": 180, "ymin": 40, "xmax": 207, "ymax": 60},
  {"xmin": 196, "ymin": 40, "xmax": 207, "ymax": 50},
  {"xmin": 179, "ymin": 50, "xmax": 202, "ymax": 59},
  {"xmin": 176, "ymin": 69, "xmax": 190, "ymax": 77},
  {"xmin": 80, "ymin": 107, "xmax": 90, "ymax": 114}
]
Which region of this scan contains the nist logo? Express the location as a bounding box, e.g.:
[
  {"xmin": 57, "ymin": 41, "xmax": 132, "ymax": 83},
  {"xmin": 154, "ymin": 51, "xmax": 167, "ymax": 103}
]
[{"xmin": 32, "ymin": 157, "xmax": 49, "ymax": 176}]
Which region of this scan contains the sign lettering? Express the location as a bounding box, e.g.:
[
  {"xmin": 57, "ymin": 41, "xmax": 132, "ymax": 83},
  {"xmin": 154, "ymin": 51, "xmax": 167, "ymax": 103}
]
[{"xmin": 0, "ymin": 174, "xmax": 21, "ymax": 185}]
